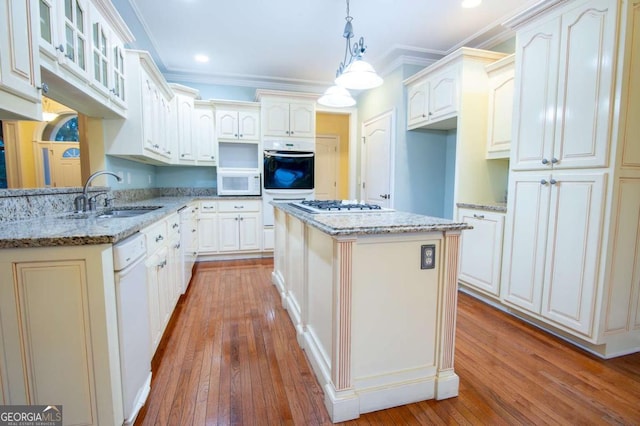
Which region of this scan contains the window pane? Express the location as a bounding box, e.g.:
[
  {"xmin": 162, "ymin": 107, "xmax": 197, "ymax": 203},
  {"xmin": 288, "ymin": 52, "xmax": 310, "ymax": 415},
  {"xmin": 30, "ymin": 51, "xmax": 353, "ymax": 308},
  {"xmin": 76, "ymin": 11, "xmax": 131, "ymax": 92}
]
[
  {"xmin": 78, "ymin": 37, "xmax": 85, "ymax": 69},
  {"xmin": 120, "ymin": 76, "xmax": 125, "ymax": 101},
  {"xmin": 65, "ymin": 25, "xmax": 74, "ymax": 60},
  {"xmin": 39, "ymin": 1, "xmax": 52, "ymax": 43},
  {"xmin": 64, "ymin": 0, "xmax": 72, "ymax": 20},
  {"xmin": 94, "ymin": 52, "xmax": 100, "ymax": 80},
  {"xmin": 118, "ymin": 51, "xmax": 124, "ymax": 72},
  {"xmin": 101, "ymin": 31, "xmax": 106, "ymax": 55},
  {"xmin": 93, "ymin": 22, "xmax": 98, "ymax": 45},
  {"xmin": 102, "ymin": 60, "xmax": 108, "ymax": 86},
  {"xmin": 76, "ymin": 2, "xmax": 83, "ymax": 32}
]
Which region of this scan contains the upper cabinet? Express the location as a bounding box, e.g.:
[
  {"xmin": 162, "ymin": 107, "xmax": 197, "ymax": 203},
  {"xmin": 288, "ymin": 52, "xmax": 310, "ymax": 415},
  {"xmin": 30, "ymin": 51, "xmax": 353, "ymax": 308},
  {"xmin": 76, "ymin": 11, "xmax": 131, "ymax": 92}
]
[
  {"xmin": 407, "ymin": 65, "xmax": 459, "ymax": 130},
  {"xmin": 214, "ymin": 101, "xmax": 260, "ymax": 142},
  {"xmin": 37, "ymin": 0, "xmax": 134, "ymax": 118},
  {"xmin": 485, "ymin": 54, "xmax": 515, "ymax": 159},
  {"xmin": 104, "ymin": 50, "xmax": 175, "ymax": 164},
  {"xmin": 256, "ymin": 90, "xmax": 316, "ymax": 139},
  {"xmin": 510, "ymin": 0, "xmax": 616, "ymax": 171},
  {"xmin": 194, "ymin": 100, "xmax": 217, "ymax": 165},
  {"xmin": 170, "ymin": 83, "xmax": 198, "ymax": 165},
  {"xmin": 0, "ymin": 0, "xmax": 42, "ymax": 120},
  {"xmin": 405, "ymin": 48, "xmax": 505, "ymax": 132}
]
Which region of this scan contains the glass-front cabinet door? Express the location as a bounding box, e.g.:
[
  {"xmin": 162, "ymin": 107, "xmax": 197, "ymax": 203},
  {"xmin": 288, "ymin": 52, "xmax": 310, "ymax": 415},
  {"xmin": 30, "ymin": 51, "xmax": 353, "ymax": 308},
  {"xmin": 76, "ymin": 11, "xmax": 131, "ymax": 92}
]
[{"xmin": 38, "ymin": 0, "xmax": 88, "ymax": 79}]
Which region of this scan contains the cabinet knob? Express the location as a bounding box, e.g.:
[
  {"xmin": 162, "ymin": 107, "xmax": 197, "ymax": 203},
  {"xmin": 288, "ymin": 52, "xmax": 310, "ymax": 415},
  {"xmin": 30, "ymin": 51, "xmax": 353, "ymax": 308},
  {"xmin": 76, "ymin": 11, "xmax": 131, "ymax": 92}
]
[
  {"xmin": 428, "ymin": 112, "xmax": 433, "ymax": 116},
  {"xmin": 235, "ymin": 217, "xmax": 239, "ymax": 221},
  {"xmin": 540, "ymin": 179, "xmax": 548, "ymax": 185},
  {"xmin": 240, "ymin": 216, "xmax": 244, "ymax": 221},
  {"xmin": 234, "ymin": 134, "xmax": 238, "ymax": 137},
  {"xmin": 239, "ymin": 134, "xmax": 243, "ymax": 138},
  {"xmin": 172, "ymin": 223, "xmax": 179, "ymax": 229},
  {"xmin": 550, "ymin": 178, "xmax": 557, "ymax": 185},
  {"xmin": 422, "ymin": 113, "xmax": 426, "ymax": 117},
  {"xmin": 551, "ymin": 157, "xmax": 559, "ymax": 164},
  {"xmin": 37, "ymin": 83, "xmax": 49, "ymax": 93},
  {"xmin": 155, "ymin": 234, "xmax": 164, "ymax": 242},
  {"xmin": 55, "ymin": 44, "xmax": 65, "ymax": 53},
  {"xmin": 542, "ymin": 158, "xmax": 549, "ymax": 165},
  {"xmin": 290, "ymin": 131, "xmax": 294, "ymax": 135},
  {"xmin": 210, "ymin": 156, "xmax": 215, "ymax": 159}
]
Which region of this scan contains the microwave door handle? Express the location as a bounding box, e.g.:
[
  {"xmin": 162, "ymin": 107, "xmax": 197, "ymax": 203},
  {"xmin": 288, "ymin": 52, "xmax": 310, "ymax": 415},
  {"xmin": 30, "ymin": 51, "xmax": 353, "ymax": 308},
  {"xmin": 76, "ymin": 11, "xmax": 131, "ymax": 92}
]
[{"xmin": 264, "ymin": 152, "xmax": 314, "ymax": 158}]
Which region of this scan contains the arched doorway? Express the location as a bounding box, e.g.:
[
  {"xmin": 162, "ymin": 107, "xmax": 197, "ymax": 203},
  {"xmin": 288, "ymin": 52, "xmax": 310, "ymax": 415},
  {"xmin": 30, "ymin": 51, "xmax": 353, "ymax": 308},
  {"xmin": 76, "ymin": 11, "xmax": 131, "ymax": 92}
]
[{"xmin": 34, "ymin": 114, "xmax": 82, "ymax": 187}]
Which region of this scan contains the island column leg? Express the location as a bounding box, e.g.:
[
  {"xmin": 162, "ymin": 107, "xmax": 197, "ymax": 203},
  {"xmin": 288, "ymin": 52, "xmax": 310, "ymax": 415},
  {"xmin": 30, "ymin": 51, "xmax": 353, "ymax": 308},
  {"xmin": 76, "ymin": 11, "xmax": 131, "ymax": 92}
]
[
  {"xmin": 324, "ymin": 237, "xmax": 360, "ymax": 422},
  {"xmin": 435, "ymin": 230, "xmax": 461, "ymax": 400}
]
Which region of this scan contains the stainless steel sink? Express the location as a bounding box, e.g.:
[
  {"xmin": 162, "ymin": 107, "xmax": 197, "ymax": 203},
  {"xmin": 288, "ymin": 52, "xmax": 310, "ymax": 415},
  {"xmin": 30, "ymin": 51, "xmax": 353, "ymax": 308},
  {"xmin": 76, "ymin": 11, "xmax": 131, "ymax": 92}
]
[
  {"xmin": 96, "ymin": 206, "xmax": 161, "ymax": 218},
  {"xmin": 61, "ymin": 206, "xmax": 162, "ymax": 219}
]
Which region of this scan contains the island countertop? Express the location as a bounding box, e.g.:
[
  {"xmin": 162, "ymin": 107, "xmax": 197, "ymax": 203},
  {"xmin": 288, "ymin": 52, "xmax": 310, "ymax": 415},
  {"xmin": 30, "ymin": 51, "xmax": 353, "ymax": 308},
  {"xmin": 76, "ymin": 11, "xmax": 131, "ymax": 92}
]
[{"xmin": 273, "ymin": 202, "xmax": 472, "ymax": 236}]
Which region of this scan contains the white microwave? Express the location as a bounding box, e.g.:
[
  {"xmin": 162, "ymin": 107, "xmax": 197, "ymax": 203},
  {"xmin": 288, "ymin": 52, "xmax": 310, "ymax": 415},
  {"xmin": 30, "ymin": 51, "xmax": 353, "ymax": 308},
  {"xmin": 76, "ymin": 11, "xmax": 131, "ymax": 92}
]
[{"xmin": 217, "ymin": 169, "xmax": 261, "ymax": 196}]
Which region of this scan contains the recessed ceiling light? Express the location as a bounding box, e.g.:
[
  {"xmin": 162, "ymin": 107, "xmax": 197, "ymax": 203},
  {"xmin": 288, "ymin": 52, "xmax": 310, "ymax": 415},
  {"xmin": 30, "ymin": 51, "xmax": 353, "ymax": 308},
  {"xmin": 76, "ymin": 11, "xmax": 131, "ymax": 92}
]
[
  {"xmin": 194, "ymin": 54, "xmax": 209, "ymax": 63},
  {"xmin": 461, "ymin": 0, "xmax": 481, "ymax": 8}
]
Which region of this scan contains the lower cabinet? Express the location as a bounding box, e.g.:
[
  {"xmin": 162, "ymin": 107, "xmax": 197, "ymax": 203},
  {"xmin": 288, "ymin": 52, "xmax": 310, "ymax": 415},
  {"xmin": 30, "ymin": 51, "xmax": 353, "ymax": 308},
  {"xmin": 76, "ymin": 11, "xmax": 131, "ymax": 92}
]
[
  {"xmin": 143, "ymin": 213, "xmax": 182, "ymax": 354},
  {"xmin": 197, "ymin": 199, "xmax": 262, "ymax": 256},
  {"xmin": 457, "ymin": 208, "xmax": 505, "ymax": 297},
  {"xmin": 0, "ymin": 245, "xmax": 123, "ymax": 426},
  {"xmin": 179, "ymin": 203, "xmax": 199, "ymax": 291},
  {"xmin": 501, "ymin": 172, "xmax": 606, "ymax": 336}
]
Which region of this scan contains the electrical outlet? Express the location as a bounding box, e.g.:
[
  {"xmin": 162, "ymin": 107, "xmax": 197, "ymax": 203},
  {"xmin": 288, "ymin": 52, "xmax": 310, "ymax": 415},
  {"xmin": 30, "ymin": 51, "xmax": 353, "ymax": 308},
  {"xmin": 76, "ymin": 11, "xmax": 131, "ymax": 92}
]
[{"xmin": 420, "ymin": 244, "xmax": 436, "ymax": 270}]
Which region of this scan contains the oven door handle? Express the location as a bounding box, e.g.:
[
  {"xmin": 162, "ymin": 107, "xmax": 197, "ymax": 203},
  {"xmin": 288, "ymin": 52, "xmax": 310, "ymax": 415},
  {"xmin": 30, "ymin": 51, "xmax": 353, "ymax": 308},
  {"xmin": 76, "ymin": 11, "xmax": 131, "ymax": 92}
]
[{"xmin": 264, "ymin": 151, "xmax": 314, "ymax": 158}]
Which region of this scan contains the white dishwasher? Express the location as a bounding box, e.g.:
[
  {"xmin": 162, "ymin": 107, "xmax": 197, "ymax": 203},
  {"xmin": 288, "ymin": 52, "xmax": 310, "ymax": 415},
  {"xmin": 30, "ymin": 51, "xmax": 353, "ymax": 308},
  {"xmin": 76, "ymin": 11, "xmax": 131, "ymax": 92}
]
[{"xmin": 113, "ymin": 232, "xmax": 152, "ymax": 425}]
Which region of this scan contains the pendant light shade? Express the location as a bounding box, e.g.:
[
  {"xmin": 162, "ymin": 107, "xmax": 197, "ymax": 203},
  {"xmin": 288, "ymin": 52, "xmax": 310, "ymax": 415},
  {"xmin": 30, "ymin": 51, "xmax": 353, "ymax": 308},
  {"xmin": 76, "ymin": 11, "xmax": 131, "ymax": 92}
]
[
  {"xmin": 318, "ymin": 85, "xmax": 356, "ymax": 107},
  {"xmin": 335, "ymin": 58, "xmax": 384, "ymax": 90}
]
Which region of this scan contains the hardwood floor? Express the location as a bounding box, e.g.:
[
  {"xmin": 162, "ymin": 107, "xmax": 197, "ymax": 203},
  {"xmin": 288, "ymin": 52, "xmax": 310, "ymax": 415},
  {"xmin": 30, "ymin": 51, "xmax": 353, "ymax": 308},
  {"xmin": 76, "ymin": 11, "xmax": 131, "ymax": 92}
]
[{"xmin": 135, "ymin": 259, "xmax": 640, "ymax": 425}]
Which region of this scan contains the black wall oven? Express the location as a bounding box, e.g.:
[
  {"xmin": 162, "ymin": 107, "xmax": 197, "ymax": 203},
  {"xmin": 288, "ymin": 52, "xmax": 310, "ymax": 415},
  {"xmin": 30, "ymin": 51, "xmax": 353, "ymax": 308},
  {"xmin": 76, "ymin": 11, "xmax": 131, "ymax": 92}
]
[{"xmin": 263, "ymin": 150, "xmax": 314, "ymax": 190}]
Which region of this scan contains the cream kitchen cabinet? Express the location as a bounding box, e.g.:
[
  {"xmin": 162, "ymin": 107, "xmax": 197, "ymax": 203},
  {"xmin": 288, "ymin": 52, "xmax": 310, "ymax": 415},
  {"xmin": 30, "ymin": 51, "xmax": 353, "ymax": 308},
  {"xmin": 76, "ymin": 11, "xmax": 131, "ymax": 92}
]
[
  {"xmin": 406, "ymin": 65, "xmax": 459, "ymax": 130},
  {"xmin": 179, "ymin": 203, "xmax": 199, "ymax": 292},
  {"xmin": 194, "ymin": 101, "xmax": 217, "ymax": 165},
  {"xmin": 0, "ymin": 244, "xmax": 123, "ymax": 425},
  {"xmin": 167, "ymin": 213, "xmax": 182, "ymax": 310},
  {"xmin": 218, "ymin": 200, "xmax": 261, "ymax": 252},
  {"xmin": 143, "ymin": 218, "xmax": 170, "ymax": 353},
  {"xmin": 485, "ymin": 54, "xmax": 515, "ymax": 159},
  {"xmin": 197, "ymin": 200, "xmax": 219, "ymax": 254},
  {"xmin": 0, "ymin": 0, "xmax": 42, "ymax": 120},
  {"xmin": 170, "ymin": 83, "xmax": 198, "ymax": 165},
  {"xmin": 38, "ymin": 0, "xmax": 132, "ymax": 118},
  {"xmin": 502, "ymin": 172, "xmax": 606, "ymax": 335},
  {"xmin": 215, "ymin": 102, "xmax": 260, "ymax": 141},
  {"xmin": 104, "ymin": 50, "xmax": 174, "ymax": 164},
  {"xmin": 260, "ymin": 98, "xmax": 315, "ymax": 139},
  {"xmin": 458, "ymin": 208, "xmax": 505, "ymax": 298},
  {"xmin": 510, "ymin": 0, "xmax": 615, "ymax": 171},
  {"xmin": 498, "ymin": 0, "xmax": 640, "ymax": 358}
]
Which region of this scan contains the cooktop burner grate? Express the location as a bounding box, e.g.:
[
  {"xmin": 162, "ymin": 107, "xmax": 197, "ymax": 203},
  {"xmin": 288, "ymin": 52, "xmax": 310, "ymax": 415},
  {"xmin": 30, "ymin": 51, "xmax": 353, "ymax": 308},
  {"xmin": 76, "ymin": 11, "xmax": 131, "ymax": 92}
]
[{"xmin": 291, "ymin": 200, "xmax": 394, "ymax": 213}]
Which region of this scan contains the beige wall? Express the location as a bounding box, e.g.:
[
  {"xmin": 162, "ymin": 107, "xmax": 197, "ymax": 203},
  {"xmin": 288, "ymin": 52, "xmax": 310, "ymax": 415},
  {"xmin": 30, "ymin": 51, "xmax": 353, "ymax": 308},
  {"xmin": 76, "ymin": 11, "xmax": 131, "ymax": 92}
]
[{"xmin": 316, "ymin": 112, "xmax": 350, "ymax": 199}]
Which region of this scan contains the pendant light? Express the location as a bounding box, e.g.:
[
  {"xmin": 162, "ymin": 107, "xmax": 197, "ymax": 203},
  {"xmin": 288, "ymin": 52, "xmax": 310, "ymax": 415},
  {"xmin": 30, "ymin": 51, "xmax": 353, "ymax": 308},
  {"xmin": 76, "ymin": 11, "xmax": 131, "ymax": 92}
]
[{"xmin": 317, "ymin": 0, "xmax": 383, "ymax": 107}]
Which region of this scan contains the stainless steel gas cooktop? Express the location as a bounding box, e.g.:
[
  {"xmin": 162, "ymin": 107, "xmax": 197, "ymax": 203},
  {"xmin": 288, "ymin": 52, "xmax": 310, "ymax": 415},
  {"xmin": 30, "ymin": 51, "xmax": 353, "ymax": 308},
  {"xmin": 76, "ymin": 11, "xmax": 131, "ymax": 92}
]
[{"xmin": 290, "ymin": 200, "xmax": 394, "ymax": 214}]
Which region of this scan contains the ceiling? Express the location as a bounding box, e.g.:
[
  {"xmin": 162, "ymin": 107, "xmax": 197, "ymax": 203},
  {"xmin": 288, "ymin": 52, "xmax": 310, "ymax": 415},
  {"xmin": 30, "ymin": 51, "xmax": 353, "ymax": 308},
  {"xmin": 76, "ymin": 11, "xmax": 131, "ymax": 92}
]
[{"xmin": 112, "ymin": 0, "xmax": 538, "ymax": 93}]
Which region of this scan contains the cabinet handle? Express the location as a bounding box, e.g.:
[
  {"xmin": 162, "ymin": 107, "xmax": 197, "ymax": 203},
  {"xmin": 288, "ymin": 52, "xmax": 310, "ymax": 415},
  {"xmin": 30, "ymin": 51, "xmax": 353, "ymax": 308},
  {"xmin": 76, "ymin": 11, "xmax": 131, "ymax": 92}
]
[
  {"xmin": 473, "ymin": 214, "xmax": 485, "ymax": 219},
  {"xmin": 156, "ymin": 235, "xmax": 164, "ymax": 242},
  {"xmin": 234, "ymin": 205, "xmax": 245, "ymax": 209},
  {"xmin": 550, "ymin": 178, "xmax": 557, "ymax": 185},
  {"xmin": 172, "ymin": 223, "xmax": 179, "ymax": 229},
  {"xmin": 158, "ymin": 260, "xmax": 167, "ymax": 268},
  {"xmin": 542, "ymin": 158, "xmax": 549, "ymax": 165},
  {"xmin": 55, "ymin": 44, "xmax": 65, "ymax": 53},
  {"xmin": 551, "ymin": 157, "xmax": 559, "ymax": 164},
  {"xmin": 540, "ymin": 179, "xmax": 548, "ymax": 185},
  {"xmin": 175, "ymin": 243, "xmax": 181, "ymax": 249}
]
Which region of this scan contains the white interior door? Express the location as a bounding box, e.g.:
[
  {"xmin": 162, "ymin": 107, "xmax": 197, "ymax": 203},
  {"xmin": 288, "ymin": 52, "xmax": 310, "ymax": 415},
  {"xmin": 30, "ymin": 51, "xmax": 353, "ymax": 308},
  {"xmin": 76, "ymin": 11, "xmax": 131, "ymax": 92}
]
[
  {"xmin": 362, "ymin": 111, "xmax": 394, "ymax": 208},
  {"xmin": 315, "ymin": 135, "xmax": 339, "ymax": 200}
]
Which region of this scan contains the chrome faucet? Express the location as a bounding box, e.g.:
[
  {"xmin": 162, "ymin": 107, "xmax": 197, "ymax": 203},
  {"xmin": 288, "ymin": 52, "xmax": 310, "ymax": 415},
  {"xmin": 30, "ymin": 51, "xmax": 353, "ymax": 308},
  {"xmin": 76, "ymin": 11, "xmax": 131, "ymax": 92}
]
[{"xmin": 74, "ymin": 170, "xmax": 123, "ymax": 212}]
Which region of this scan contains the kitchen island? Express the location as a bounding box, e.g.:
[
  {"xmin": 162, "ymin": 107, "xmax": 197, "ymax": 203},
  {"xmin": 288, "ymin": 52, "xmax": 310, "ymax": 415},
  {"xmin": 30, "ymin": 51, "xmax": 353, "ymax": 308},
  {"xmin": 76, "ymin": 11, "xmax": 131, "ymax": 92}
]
[{"xmin": 272, "ymin": 202, "xmax": 471, "ymax": 422}]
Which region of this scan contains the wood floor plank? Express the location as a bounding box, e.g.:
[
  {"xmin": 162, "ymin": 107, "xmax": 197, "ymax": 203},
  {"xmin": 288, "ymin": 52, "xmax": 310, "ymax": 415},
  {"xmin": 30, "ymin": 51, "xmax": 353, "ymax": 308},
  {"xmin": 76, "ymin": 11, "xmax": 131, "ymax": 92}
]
[{"xmin": 135, "ymin": 259, "xmax": 640, "ymax": 426}]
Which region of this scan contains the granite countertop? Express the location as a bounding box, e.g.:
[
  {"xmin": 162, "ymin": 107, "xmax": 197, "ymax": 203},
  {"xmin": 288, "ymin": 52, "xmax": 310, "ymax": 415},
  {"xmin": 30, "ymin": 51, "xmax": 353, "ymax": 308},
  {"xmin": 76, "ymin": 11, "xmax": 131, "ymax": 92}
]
[
  {"xmin": 274, "ymin": 202, "xmax": 472, "ymax": 236},
  {"xmin": 0, "ymin": 197, "xmax": 192, "ymax": 248},
  {"xmin": 456, "ymin": 202, "xmax": 507, "ymax": 213}
]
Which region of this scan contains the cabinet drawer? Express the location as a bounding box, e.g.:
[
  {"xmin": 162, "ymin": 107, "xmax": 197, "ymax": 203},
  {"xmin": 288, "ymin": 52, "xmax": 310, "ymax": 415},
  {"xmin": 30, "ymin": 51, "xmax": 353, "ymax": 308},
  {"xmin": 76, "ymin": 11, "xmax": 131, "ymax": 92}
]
[
  {"xmin": 199, "ymin": 201, "xmax": 217, "ymax": 213},
  {"xmin": 144, "ymin": 219, "xmax": 168, "ymax": 255},
  {"xmin": 167, "ymin": 213, "xmax": 180, "ymax": 241},
  {"xmin": 218, "ymin": 200, "xmax": 261, "ymax": 213}
]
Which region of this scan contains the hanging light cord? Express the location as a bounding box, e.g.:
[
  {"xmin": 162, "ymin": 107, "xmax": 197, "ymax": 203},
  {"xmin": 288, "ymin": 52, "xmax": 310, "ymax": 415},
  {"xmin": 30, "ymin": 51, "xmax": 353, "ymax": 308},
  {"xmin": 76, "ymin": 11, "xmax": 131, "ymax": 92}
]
[{"xmin": 337, "ymin": 0, "xmax": 367, "ymax": 78}]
